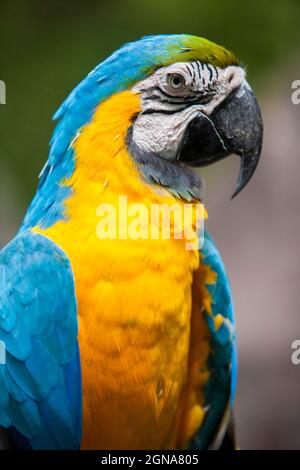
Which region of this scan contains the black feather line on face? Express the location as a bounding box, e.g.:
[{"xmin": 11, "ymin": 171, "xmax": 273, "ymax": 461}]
[
  {"xmin": 207, "ymin": 63, "xmax": 213, "ymax": 82},
  {"xmin": 126, "ymin": 125, "xmax": 204, "ymax": 202},
  {"xmin": 143, "ymin": 85, "xmax": 215, "ymax": 110}
]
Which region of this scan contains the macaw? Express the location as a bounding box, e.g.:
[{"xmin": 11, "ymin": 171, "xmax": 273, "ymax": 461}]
[{"xmin": 0, "ymin": 34, "xmax": 263, "ymax": 450}]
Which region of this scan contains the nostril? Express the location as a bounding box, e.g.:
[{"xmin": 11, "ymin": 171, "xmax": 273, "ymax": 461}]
[{"xmin": 228, "ymin": 73, "xmax": 234, "ymax": 84}]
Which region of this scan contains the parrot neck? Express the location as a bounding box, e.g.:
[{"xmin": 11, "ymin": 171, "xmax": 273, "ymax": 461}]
[
  {"xmin": 31, "ymin": 90, "xmax": 204, "ymax": 256},
  {"xmin": 21, "ymin": 91, "xmax": 144, "ymax": 232},
  {"xmin": 127, "ymin": 132, "xmax": 205, "ymax": 202},
  {"xmin": 62, "ymin": 90, "xmax": 204, "ymax": 239},
  {"xmin": 23, "ymin": 90, "xmax": 205, "ymax": 234}
]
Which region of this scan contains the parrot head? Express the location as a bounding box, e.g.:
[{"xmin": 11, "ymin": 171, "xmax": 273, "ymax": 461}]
[
  {"xmin": 47, "ymin": 35, "xmax": 263, "ymax": 213},
  {"xmin": 123, "ymin": 36, "xmax": 263, "ymax": 198}
]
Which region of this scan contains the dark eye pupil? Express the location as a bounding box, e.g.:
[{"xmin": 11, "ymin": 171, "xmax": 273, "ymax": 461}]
[
  {"xmin": 167, "ymin": 73, "xmax": 185, "ymax": 89},
  {"xmin": 173, "ymin": 76, "xmax": 181, "ymax": 86}
]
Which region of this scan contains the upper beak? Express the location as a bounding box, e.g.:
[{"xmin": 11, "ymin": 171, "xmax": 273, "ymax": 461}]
[{"xmin": 178, "ymin": 81, "xmax": 263, "ymax": 198}]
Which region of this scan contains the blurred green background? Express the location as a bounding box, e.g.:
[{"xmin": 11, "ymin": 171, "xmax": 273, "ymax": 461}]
[
  {"xmin": 1, "ymin": 0, "xmax": 300, "ymax": 215},
  {"xmin": 1, "ymin": 0, "xmax": 300, "ymax": 449}
]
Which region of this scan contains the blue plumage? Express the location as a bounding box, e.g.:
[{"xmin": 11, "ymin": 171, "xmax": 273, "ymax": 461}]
[
  {"xmin": 190, "ymin": 231, "xmax": 236, "ymax": 449},
  {"xmin": 0, "ymin": 232, "xmax": 81, "ymax": 449}
]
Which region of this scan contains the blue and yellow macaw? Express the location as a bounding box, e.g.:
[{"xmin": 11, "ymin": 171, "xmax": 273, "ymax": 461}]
[{"xmin": 0, "ymin": 35, "xmax": 262, "ymax": 450}]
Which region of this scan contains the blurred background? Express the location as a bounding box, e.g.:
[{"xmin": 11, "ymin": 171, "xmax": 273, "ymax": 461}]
[{"xmin": 1, "ymin": 0, "xmax": 300, "ymax": 449}]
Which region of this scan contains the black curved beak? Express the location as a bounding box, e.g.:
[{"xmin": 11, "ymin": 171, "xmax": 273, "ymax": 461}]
[{"xmin": 178, "ymin": 81, "xmax": 263, "ymax": 198}]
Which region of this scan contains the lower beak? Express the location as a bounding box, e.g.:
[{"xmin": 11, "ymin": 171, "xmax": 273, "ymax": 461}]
[{"xmin": 178, "ymin": 81, "xmax": 263, "ymax": 197}]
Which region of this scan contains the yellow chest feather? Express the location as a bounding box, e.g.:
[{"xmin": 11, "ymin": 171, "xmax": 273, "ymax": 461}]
[{"xmin": 34, "ymin": 91, "xmax": 209, "ymax": 449}]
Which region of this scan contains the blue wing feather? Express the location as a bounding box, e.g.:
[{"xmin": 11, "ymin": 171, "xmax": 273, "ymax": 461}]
[
  {"xmin": 0, "ymin": 231, "xmax": 81, "ymax": 449},
  {"xmin": 190, "ymin": 230, "xmax": 237, "ymax": 449}
]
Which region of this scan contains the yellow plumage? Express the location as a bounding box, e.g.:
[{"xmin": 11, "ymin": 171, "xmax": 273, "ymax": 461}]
[{"xmin": 33, "ymin": 90, "xmax": 214, "ymax": 449}]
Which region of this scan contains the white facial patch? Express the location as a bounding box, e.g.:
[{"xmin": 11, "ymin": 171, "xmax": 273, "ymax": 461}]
[{"xmin": 130, "ymin": 61, "xmax": 245, "ymax": 161}]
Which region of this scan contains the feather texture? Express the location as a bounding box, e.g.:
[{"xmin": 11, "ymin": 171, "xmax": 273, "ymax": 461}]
[
  {"xmin": 0, "ymin": 231, "xmax": 81, "ymax": 449},
  {"xmin": 190, "ymin": 231, "xmax": 236, "ymax": 449}
]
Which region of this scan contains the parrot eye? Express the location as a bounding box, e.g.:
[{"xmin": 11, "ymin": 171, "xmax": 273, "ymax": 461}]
[{"xmin": 167, "ymin": 73, "xmax": 186, "ymax": 90}]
